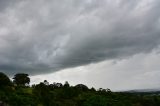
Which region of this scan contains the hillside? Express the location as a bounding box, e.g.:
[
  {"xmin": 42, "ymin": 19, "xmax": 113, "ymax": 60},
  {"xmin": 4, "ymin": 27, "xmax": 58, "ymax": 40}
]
[{"xmin": 0, "ymin": 72, "xmax": 160, "ymax": 106}]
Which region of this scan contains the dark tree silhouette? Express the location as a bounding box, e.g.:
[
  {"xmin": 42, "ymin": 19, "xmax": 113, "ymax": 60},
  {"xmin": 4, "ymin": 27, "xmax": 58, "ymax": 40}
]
[
  {"xmin": 0, "ymin": 72, "xmax": 12, "ymax": 87},
  {"xmin": 64, "ymin": 81, "xmax": 70, "ymax": 87},
  {"xmin": 13, "ymin": 73, "xmax": 30, "ymax": 86},
  {"xmin": 75, "ymin": 84, "xmax": 89, "ymax": 91}
]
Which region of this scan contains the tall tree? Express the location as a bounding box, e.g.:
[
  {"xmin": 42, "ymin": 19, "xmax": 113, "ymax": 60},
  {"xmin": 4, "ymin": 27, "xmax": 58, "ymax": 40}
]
[{"xmin": 13, "ymin": 73, "xmax": 30, "ymax": 86}]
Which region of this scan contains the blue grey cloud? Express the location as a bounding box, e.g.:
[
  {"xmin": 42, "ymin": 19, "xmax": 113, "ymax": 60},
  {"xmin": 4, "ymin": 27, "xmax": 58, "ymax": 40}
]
[{"xmin": 0, "ymin": 0, "xmax": 160, "ymax": 75}]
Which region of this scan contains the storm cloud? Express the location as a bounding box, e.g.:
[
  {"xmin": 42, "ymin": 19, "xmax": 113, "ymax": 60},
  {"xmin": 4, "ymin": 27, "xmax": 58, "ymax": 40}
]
[{"xmin": 0, "ymin": 0, "xmax": 160, "ymax": 75}]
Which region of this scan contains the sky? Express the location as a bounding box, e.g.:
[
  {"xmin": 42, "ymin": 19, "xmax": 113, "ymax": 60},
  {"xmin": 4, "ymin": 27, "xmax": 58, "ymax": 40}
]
[{"xmin": 0, "ymin": 0, "xmax": 160, "ymax": 91}]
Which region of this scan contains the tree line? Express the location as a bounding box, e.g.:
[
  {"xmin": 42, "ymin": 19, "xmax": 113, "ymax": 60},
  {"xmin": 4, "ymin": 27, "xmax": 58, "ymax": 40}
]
[{"xmin": 0, "ymin": 72, "xmax": 160, "ymax": 106}]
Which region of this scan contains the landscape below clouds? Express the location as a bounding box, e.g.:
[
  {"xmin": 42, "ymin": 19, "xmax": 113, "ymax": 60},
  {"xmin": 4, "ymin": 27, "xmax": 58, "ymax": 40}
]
[{"xmin": 0, "ymin": 0, "xmax": 160, "ymax": 90}]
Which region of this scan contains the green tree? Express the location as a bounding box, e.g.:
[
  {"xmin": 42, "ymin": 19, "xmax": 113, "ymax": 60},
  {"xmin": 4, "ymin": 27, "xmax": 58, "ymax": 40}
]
[
  {"xmin": 0, "ymin": 72, "xmax": 12, "ymax": 87},
  {"xmin": 75, "ymin": 84, "xmax": 88, "ymax": 91},
  {"xmin": 33, "ymin": 82, "xmax": 55, "ymax": 106},
  {"xmin": 13, "ymin": 73, "xmax": 30, "ymax": 86},
  {"xmin": 64, "ymin": 81, "xmax": 70, "ymax": 88},
  {"xmin": 83, "ymin": 95, "xmax": 108, "ymax": 106}
]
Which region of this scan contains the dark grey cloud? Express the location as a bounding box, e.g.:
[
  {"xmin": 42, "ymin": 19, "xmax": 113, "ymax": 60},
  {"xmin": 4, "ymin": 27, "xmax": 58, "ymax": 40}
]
[
  {"xmin": 0, "ymin": 0, "xmax": 160, "ymax": 75},
  {"xmin": 0, "ymin": 0, "xmax": 14, "ymax": 11}
]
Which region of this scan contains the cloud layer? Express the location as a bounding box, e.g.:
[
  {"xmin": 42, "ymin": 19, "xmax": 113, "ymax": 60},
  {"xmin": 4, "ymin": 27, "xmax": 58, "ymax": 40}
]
[
  {"xmin": 31, "ymin": 48, "xmax": 160, "ymax": 91},
  {"xmin": 0, "ymin": 0, "xmax": 160, "ymax": 75}
]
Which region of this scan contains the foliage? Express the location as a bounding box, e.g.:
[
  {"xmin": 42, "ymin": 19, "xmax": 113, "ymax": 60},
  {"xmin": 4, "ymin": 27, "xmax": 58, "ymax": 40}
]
[
  {"xmin": 0, "ymin": 72, "xmax": 12, "ymax": 87},
  {"xmin": 13, "ymin": 73, "xmax": 30, "ymax": 86},
  {"xmin": 0, "ymin": 72, "xmax": 160, "ymax": 106}
]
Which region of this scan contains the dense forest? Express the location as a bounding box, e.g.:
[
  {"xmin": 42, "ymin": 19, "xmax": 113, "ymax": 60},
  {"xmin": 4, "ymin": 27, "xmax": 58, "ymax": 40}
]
[{"xmin": 0, "ymin": 72, "xmax": 160, "ymax": 106}]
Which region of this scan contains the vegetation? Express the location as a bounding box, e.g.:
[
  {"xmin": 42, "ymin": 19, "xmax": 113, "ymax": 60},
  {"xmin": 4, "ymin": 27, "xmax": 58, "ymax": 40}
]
[
  {"xmin": 0, "ymin": 72, "xmax": 160, "ymax": 106},
  {"xmin": 13, "ymin": 73, "xmax": 30, "ymax": 86}
]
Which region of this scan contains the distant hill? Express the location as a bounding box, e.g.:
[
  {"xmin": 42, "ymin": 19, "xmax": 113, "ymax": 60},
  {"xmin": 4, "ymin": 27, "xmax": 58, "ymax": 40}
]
[{"xmin": 122, "ymin": 88, "xmax": 160, "ymax": 93}]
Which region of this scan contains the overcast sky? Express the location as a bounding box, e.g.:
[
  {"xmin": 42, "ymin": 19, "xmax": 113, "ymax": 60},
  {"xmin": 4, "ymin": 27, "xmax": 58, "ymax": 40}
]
[{"xmin": 0, "ymin": 0, "xmax": 160, "ymax": 91}]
